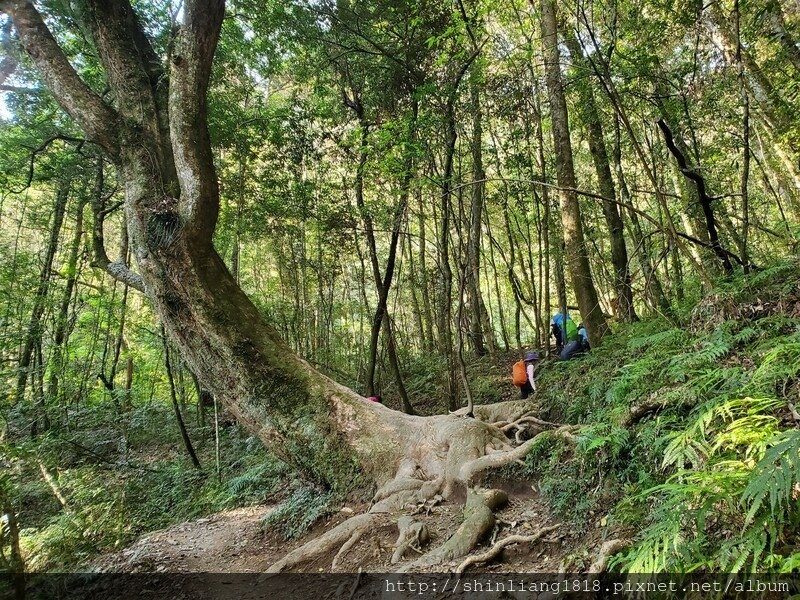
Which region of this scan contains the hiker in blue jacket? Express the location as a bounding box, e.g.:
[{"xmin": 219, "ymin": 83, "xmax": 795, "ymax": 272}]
[
  {"xmin": 550, "ymin": 312, "xmax": 578, "ymax": 355},
  {"xmin": 560, "ymin": 322, "xmax": 590, "ymax": 360}
]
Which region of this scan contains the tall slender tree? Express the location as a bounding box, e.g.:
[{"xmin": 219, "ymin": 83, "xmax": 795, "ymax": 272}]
[{"xmin": 539, "ymin": 0, "xmax": 609, "ymax": 345}]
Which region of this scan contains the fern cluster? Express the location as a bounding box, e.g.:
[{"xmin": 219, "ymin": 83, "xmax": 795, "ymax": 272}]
[
  {"xmin": 261, "ymin": 485, "xmax": 333, "ymax": 540},
  {"xmin": 531, "ymin": 261, "xmax": 800, "ymax": 573}
]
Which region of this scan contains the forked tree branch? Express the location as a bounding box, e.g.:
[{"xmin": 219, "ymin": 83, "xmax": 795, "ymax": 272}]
[
  {"xmin": 89, "ymin": 159, "xmax": 145, "ymax": 292},
  {"xmin": 169, "ymin": 0, "xmax": 225, "ymax": 243}
]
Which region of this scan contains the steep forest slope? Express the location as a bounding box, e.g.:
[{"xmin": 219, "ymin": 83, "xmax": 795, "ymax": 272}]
[
  {"xmin": 5, "ymin": 261, "xmax": 799, "ymax": 574},
  {"xmin": 527, "ymin": 261, "xmax": 800, "ymax": 573},
  {"xmin": 1, "ymin": 0, "xmax": 800, "ymax": 580}
]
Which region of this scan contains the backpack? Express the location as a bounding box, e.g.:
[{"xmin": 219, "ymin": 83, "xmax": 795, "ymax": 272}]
[
  {"xmin": 552, "ymin": 312, "xmax": 579, "ymax": 343},
  {"xmin": 564, "ymin": 318, "xmax": 579, "ymax": 342},
  {"xmin": 512, "ymin": 360, "xmax": 528, "ymax": 387}
]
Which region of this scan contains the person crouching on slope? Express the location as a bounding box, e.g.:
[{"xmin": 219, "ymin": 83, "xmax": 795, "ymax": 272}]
[{"xmin": 512, "ymin": 351, "xmax": 541, "ymax": 399}]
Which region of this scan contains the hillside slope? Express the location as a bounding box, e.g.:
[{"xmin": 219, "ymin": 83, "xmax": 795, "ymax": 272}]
[{"xmin": 522, "ymin": 260, "xmax": 800, "ymax": 572}]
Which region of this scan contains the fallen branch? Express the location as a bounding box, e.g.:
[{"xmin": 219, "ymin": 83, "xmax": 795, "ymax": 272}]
[
  {"xmin": 455, "ymin": 524, "xmax": 561, "ymax": 573},
  {"xmin": 38, "ymin": 461, "xmax": 68, "ymax": 510}
]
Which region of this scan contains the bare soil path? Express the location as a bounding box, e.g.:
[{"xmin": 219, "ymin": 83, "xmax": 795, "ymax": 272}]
[{"xmin": 93, "ymin": 487, "xmax": 601, "ymax": 575}]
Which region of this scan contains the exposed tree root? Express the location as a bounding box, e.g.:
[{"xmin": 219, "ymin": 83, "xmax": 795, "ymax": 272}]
[
  {"xmin": 264, "ymin": 513, "xmax": 377, "ymax": 574},
  {"xmin": 501, "ymin": 416, "xmax": 561, "ymax": 432},
  {"xmin": 332, "ymin": 527, "xmax": 368, "ymax": 570},
  {"xmin": 391, "ymin": 516, "xmax": 429, "ymax": 564},
  {"xmin": 266, "ymin": 477, "xmax": 437, "ymax": 572},
  {"xmin": 399, "ymin": 487, "xmax": 507, "ymax": 571},
  {"xmin": 458, "ymin": 425, "xmax": 579, "ymax": 485},
  {"xmin": 453, "ymin": 400, "xmax": 533, "ymax": 424},
  {"xmin": 455, "ymin": 524, "xmax": 561, "ymax": 573},
  {"xmin": 372, "ymin": 477, "xmax": 425, "ymax": 502},
  {"xmin": 588, "ymin": 538, "xmax": 630, "ymax": 573},
  {"xmin": 550, "ymin": 424, "xmax": 580, "ymax": 444},
  {"xmin": 266, "ymin": 401, "xmax": 580, "ymax": 573},
  {"xmin": 621, "ymin": 397, "xmax": 668, "ymax": 426}
]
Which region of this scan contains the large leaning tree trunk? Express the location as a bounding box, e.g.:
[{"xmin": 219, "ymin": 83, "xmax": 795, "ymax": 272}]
[
  {"xmin": 0, "ymin": 4, "xmax": 555, "ymax": 557},
  {"xmin": 1, "ymin": 0, "xmax": 391, "ymax": 495}
]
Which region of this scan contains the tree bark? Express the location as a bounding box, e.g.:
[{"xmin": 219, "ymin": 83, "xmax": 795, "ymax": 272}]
[
  {"xmin": 610, "ymin": 123, "xmax": 667, "ymax": 314},
  {"xmin": 563, "ymin": 31, "xmax": 636, "ymax": 323},
  {"xmin": 539, "ymin": 0, "xmax": 609, "ymax": 345},
  {"xmin": 735, "ymin": 0, "xmax": 752, "ymax": 271},
  {"xmin": 764, "ymin": 0, "xmax": 800, "ymax": 75}
]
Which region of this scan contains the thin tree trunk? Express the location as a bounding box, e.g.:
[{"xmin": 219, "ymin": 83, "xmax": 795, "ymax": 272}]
[
  {"xmin": 417, "ymin": 189, "xmax": 435, "ymax": 352},
  {"xmin": 404, "ymin": 230, "xmax": 426, "ymax": 352},
  {"xmin": 577, "ymin": 24, "xmax": 714, "ymax": 289},
  {"xmin": 735, "ymin": 0, "xmax": 751, "ymax": 271},
  {"xmin": 456, "ymin": 258, "xmax": 474, "ymax": 417},
  {"xmin": 563, "ymin": 31, "xmax": 636, "ymax": 322},
  {"xmin": 540, "ymin": 0, "xmax": 609, "ymax": 345},
  {"xmin": 466, "ymin": 82, "xmax": 493, "ymax": 356},
  {"xmin": 439, "ymin": 94, "xmax": 458, "ymax": 410},
  {"xmin": 351, "ymin": 96, "xmax": 416, "ymax": 414},
  {"xmin": 16, "ymin": 180, "xmax": 70, "ymax": 406},
  {"xmin": 484, "ymin": 212, "xmax": 511, "ymax": 350},
  {"xmin": 162, "ymin": 326, "xmax": 202, "ymax": 469},
  {"xmin": 47, "ymin": 197, "xmax": 87, "ymax": 409},
  {"xmin": 613, "ymin": 117, "xmax": 671, "ymax": 313},
  {"xmin": 657, "ymin": 118, "xmax": 735, "ymax": 273}
]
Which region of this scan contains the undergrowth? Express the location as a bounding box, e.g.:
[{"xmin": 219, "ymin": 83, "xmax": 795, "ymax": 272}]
[
  {"xmin": 261, "ymin": 485, "xmax": 334, "ymax": 540},
  {"xmin": 0, "ymin": 404, "xmax": 287, "ymax": 571},
  {"xmin": 3, "ymin": 260, "xmax": 799, "ymax": 573},
  {"xmin": 527, "ymin": 260, "xmax": 800, "ymax": 573}
]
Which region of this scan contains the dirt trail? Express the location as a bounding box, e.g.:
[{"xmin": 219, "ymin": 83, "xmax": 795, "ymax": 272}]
[
  {"xmin": 95, "ymin": 505, "xmax": 276, "ymax": 573},
  {"xmin": 93, "ymin": 487, "xmax": 600, "ymax": 575}
]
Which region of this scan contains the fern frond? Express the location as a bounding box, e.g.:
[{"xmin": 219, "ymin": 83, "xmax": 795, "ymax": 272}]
[
  {"xmin": 628, "ymin": 328, "xmax": 688, "ymax": 352},
  {"xmin": 740, "ymin": 430, "xmax": 800, "ymax": 526}
]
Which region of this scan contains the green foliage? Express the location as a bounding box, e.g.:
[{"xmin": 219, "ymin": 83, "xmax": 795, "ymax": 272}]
[
  {"xmin": 741, "ymin": 431, "xmax": 800, "ymax": 527},
  {"xmin": 0, "ymin": 404, "xmax": 286, "ymax": 571},
  {"xmin": 1, "ymin": 0, "xmax": 799, "ymax": 574},
  {"xmin": 262, "ymin": 486, "xmax": 333, "ymax": 540},
  {"xmin": 529, "ymin": 263, "xmax": 800, "ymax": 573}
]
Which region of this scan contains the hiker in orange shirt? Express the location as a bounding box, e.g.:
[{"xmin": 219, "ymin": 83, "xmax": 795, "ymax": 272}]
[{"xmin": 512, "ymin": 351, "xmax": 540, "ymax": 399}]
